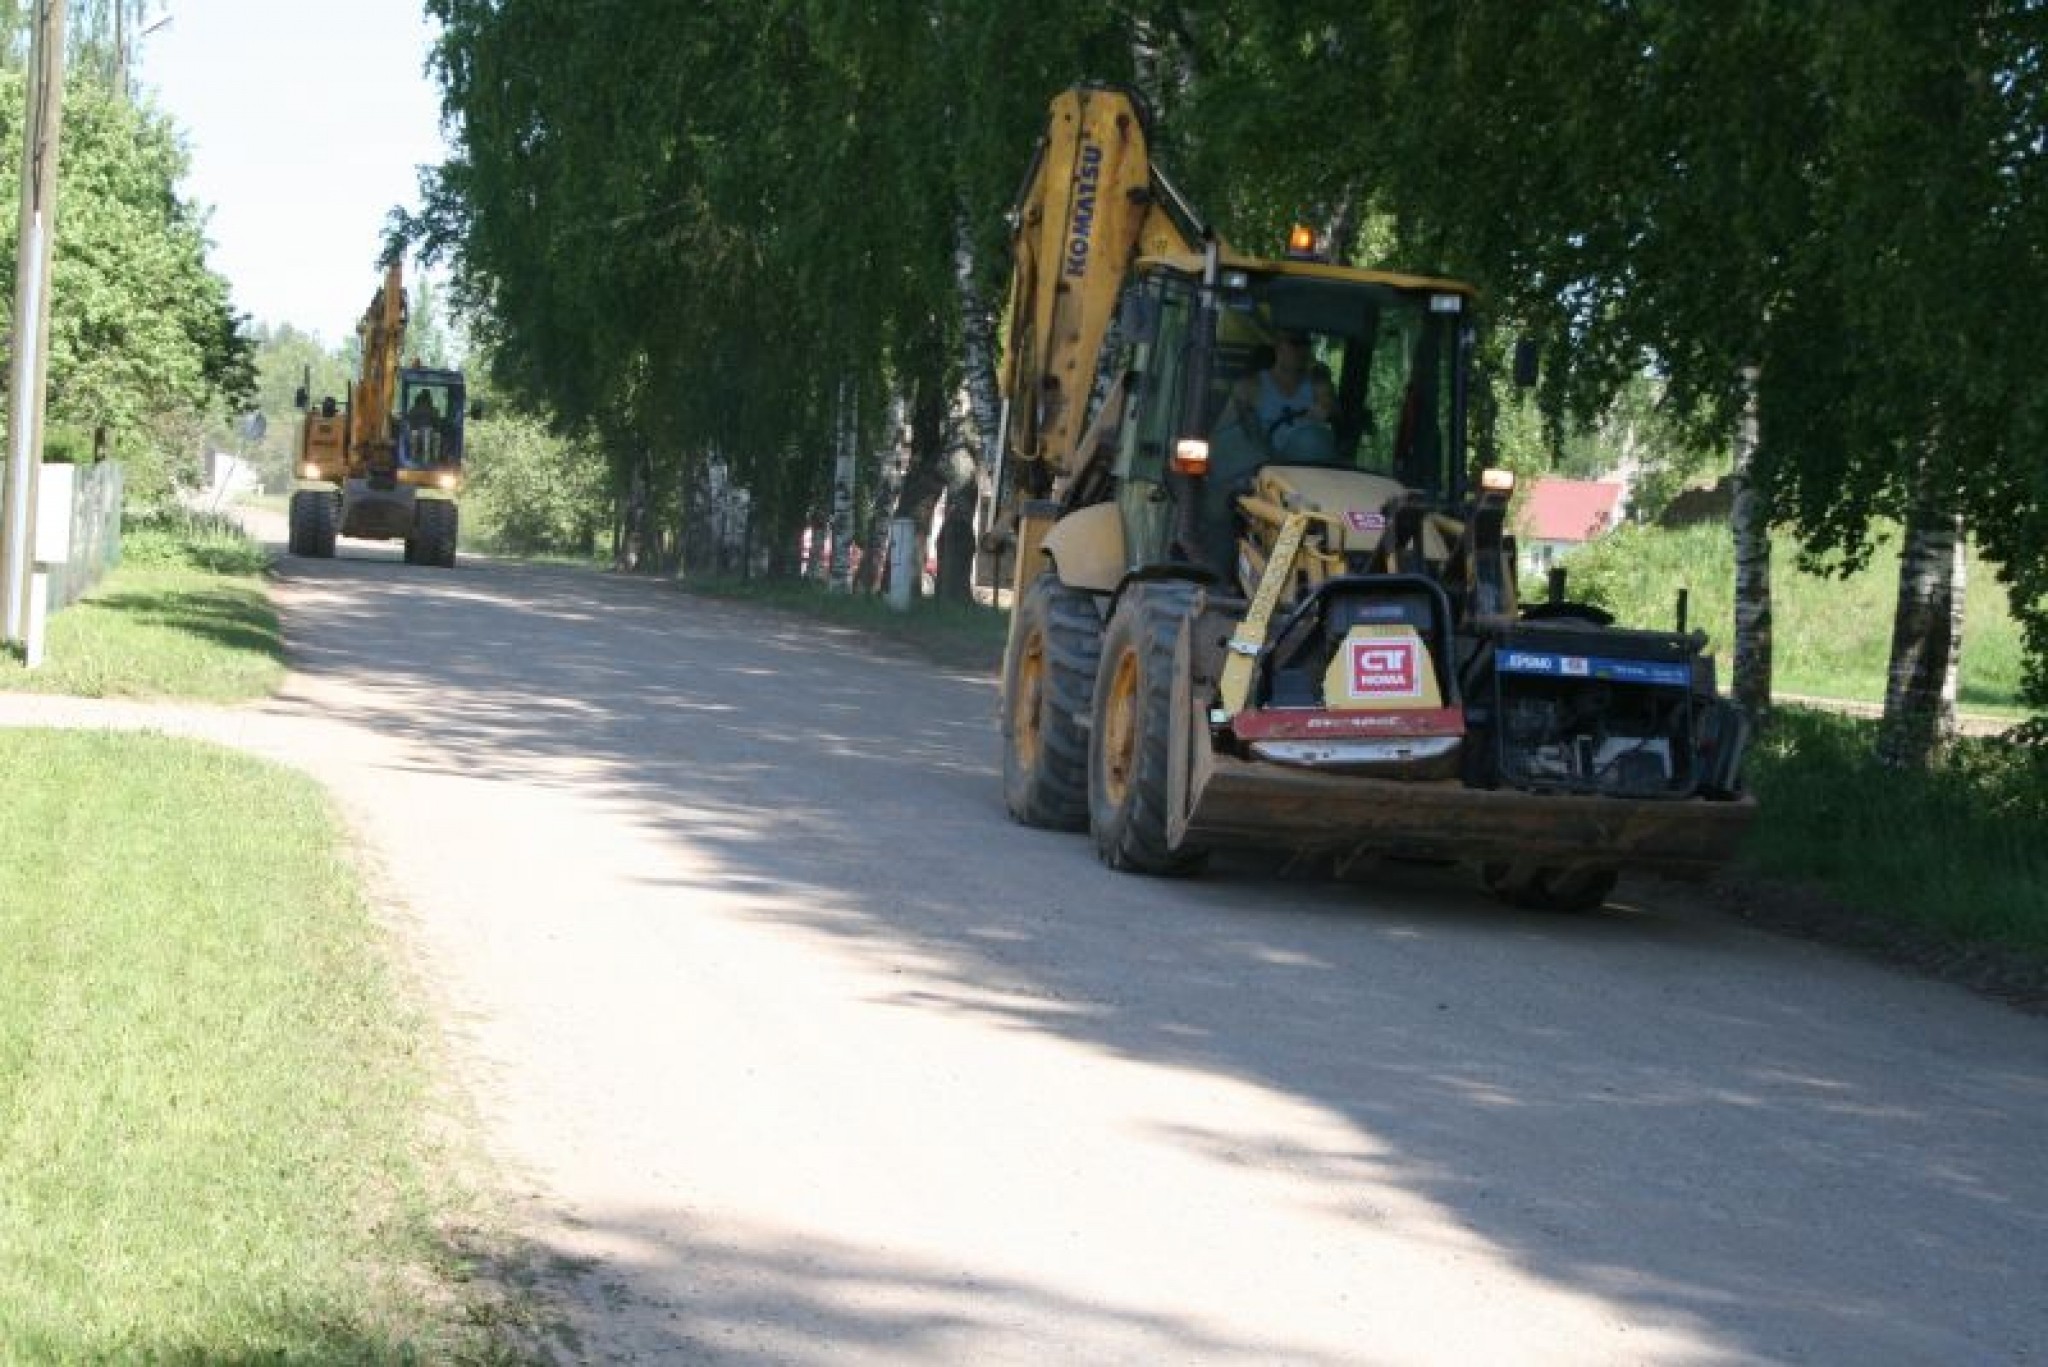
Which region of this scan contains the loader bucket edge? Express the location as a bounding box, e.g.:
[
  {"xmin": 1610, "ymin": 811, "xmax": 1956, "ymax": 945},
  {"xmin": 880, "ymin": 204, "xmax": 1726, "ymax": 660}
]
[{"xmin": 1178, "ymin": 753, "xmax": 1756, "ymax": 875}]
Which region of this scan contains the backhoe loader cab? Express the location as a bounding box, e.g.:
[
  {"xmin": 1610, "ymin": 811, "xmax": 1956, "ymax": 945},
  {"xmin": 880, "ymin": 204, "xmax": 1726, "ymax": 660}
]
[
  {"xmin": 1108, "ymin": 258, "xmax": 1475, "ymax": 581},
  {"xmin": 995, "ymin": 84, "xmax": 1754, "ymax": 910}
]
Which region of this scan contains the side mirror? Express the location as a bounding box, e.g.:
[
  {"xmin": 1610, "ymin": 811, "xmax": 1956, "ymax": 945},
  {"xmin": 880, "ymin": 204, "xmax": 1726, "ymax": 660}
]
[
  {"xmin": 1512, "ymin": 338, "xmax": 1539, "ymax": 389},
  {"xmin": 293, "ymin": 385, "xmax": 310, "ymax": 411},
  {"xmin": 468, "ymin": 400, "xmax": 485, "ymax": 420}
]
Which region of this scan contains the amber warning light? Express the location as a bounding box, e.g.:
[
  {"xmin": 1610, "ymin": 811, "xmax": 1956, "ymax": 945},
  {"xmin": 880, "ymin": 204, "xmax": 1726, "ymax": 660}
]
[{"xmin": 1286, "ymin": 224, "xmax": 1319, "ymax": 258}]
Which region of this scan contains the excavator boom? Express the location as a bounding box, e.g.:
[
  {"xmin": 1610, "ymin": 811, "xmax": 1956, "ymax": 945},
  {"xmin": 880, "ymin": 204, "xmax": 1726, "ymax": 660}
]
[
  {"xmin": 998, "ymin": 85, "xmax": 1207, "ymax": 481},
  {"xmin": 350, "ymin": 262, "xmax": 406, "ymax": 471}
]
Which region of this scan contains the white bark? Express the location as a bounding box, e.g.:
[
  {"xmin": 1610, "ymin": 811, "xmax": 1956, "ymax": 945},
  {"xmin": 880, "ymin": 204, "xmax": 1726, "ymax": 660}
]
[
  {"xmin": 955, "ymin": 208, "xmax": 1004, "ymax": 478},
  {"xmin": 1730, "ymin": 365, "xmax": 1773, "ymax": 718},
  {"xmin": 829, "ymin": 381, "xmax": 856, "ymax": 593},
  {"xmin": 1878, "ymin": 464, "xmax": 1964, "ymax": 770},
  {"xmin": 955, "ymin": 207, "xmax": 1005, "ymax": 596},
  {"xmin": 1943, "ymin": 526, "xmax": 1967, "ymax": 713}
]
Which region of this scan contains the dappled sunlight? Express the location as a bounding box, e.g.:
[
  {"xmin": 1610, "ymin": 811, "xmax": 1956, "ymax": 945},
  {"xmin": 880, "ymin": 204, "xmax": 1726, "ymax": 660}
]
[{"xmin": 235, "ymin": 550, "xmax": 2048, "ymax": 1364}]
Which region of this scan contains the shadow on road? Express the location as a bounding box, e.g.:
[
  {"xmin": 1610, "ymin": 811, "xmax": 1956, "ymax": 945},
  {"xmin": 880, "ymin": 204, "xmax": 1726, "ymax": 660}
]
[{"xmin": 268, "ymin": 547, "xmax": 2048, "ymax": 1364}]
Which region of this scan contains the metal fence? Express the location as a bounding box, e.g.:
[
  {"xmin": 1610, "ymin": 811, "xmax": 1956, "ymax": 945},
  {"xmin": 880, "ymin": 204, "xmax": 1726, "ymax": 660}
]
[{"xmin": 44, "ymin": 461, "xmax": 123, "ymax": 612}]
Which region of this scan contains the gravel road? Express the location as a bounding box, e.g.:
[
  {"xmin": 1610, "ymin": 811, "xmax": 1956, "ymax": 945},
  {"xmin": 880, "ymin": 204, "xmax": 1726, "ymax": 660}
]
[{"xmin": 7, "ymin": 532, "xmax": 2045, "ymax": 1365}]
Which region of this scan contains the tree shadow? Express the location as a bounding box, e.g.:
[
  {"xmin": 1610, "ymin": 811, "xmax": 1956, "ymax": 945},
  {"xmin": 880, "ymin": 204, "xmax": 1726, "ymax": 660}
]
[
  {"xmin": 81, "ymin": 586, "xmax": 285, "ymax": 660},
  {"xmin": 263, "ymin": 552, "xmax": 2048, "ymax": 1364}
]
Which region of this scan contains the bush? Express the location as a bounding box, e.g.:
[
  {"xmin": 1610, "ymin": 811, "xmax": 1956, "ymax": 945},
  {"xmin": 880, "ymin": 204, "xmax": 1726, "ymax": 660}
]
[{"xmin": 120, "ymin": 506, "xmax": 269, "ymax": 576}]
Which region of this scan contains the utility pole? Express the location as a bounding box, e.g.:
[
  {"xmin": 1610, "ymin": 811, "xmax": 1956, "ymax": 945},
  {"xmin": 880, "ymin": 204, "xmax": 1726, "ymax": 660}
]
[{"xmin": 2, "ymin": 0, "xmax": 68, "ymax": 645}]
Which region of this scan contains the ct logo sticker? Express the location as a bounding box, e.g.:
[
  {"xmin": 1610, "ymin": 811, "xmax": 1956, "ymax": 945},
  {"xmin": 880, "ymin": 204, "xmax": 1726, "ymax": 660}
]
[
  {"xmin": 1348, "ymin": 638, "xmax": 1422, "ymax": 699},
  {"xmin": 1346, "ymin": 509, "xmax": 1387, "ymax": 534}
]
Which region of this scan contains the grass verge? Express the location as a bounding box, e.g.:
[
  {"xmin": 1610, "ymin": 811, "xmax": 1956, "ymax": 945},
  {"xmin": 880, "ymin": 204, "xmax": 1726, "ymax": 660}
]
[
  {"xmin": 0, "ymin": 730, "xmax": 515, "ymax": 1360},
  {"xmin": 0, "ymin": 507, "xmax": 285, "ymax": 702},
  {"xmin": 680, "ymin": 573, "xmax": 1008, "ymax": 673},
  {"xmin": 1741, "ymin": 709, "xmax": 2048, "ymax": 961},
  {"xmin": 1566, "ymin": 522, "xmax": 2027, "ymax": 713}
]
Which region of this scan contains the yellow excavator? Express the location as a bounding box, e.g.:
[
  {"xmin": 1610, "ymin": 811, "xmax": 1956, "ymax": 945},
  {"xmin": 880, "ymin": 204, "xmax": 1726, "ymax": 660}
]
[
  {"xmin": 994, "ymin": 84, "xmax": 1754, "ymax": 910},
  {"xmin": 288, "ymin": 261, "xmax": 469, "ymax": 568}
]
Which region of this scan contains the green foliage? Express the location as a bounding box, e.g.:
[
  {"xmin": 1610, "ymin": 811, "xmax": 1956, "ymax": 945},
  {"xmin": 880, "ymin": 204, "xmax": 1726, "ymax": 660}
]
[
  {"xmin": 410, "ymin": 0, "xmax": 1169, "ymax": 557},
  {"xmin": 120, "ymin": 504, "xmax": 271, "ymax": 575},
  {"xmin": 242, "ymin": 322, "xmax": 351, "ymax": 492},
  {"xmin": 411, "ymin": 3, "xmax": 2048, "ymax": 697},
  {"xmin": 0, "ymin": 70, "xmax": 254, "ymax": 504},
  {"xmin": 1564, "ymin": 522, "xmax": 2026, "ymax": 710},
  {"xmin": 462, "ymin": 409, "xmax": 606, "ymax": 557},
  {"xmin": 1746, "ymin": 709, "xmax": 2048, "ymax": 955}
]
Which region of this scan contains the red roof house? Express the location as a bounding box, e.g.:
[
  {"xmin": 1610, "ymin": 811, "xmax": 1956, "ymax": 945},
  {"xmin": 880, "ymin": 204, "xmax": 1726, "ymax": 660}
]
[
  {"xmin": 1520, "ymin": 478, "xmax": 1625, "ymax": 571},
  {"xmin": 1523, "ymin": 478, "xmax": 1624, "ymax": 545}
]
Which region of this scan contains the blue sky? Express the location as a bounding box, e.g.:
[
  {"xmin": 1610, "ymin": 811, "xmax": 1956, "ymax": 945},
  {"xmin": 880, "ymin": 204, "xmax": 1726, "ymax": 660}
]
[{"xmin": 134, "ymin": 0, "xmax": 450, "ymax": 344}]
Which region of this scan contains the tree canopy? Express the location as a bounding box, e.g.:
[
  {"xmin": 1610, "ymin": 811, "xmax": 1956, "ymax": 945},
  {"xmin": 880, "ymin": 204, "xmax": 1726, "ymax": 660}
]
[
  {"xmin": 3, "ymin": 11, "xmax": 254, "ymax": 502},
  {"xmin": 411, "ymin": 0, "xmax": 2048, "ymax": 699}
]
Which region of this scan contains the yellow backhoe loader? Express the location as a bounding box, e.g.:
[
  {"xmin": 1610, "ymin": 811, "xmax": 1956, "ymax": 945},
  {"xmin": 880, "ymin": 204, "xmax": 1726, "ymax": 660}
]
[
  {"xmin": 993, "ymin": 84, "xmax": 1753, "ymax": 910},
  {"xmin": 288, "ymin": 261, "xmax": 471, "ymax": 567}
]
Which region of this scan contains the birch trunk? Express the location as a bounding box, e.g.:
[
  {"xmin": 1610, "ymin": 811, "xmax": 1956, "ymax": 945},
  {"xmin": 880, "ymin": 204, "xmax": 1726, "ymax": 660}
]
[
  {"xmin": 955, "ymin": 207, "xmax": 1005, "ymax": 599},
  {"xmin": 854, "ymin": 394, "xmax": 907, "ymax": 594},
  {"xmin": 934, "ymin": 448, "xmax": 980, "ymax": 605},
  {"xmin": 616, "ymin": 447, "xmax": 654, "ymax": 572},
  {"xmin": 829, "ymin": 382, "xmax": 857, "ymax": 593},
  {"xmin": 1730, "ymin": 365, "xmax": 1773, "ymax": 718},
  {"xmin": 1877, "ymin": 463, "xmax": 1965, "ymax": 770},
  {"xmin": 890, "ymin": 372, "xmax": 951, "ymax": 602},
  {"xmin": 1942, "ymin": 527, "xmax": 1967, "ymax": 713}
]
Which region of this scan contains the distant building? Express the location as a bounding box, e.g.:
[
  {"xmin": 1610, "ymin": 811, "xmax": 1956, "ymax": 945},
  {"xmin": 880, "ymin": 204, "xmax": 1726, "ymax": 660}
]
[{"xmin": 1520, "ymin": 477, "xmax": 1625, "ymax": 573}]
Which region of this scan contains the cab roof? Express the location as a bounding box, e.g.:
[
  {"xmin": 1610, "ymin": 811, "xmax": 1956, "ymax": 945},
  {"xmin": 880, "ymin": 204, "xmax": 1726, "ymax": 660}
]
[{"xmin": 1137, "ymin": 250, "xmax": 1478, "ymax": 298}]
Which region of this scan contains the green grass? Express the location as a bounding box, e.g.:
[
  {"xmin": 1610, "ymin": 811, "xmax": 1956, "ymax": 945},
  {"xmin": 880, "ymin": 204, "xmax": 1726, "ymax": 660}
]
[
  {"xmin": 1564, "ymin": 522, "xmax": 2028, "ymax": 712},
  {"xmin": 1562, "ymin": 523, "xmax": 2043, "ymax": 959},
  {"xmin": 0, "ymin": 730, "xmax": 510, "ymax": 1361},
  {"xmin": 682, "ymin": 572, "xmax": 1010, "ymax": 672},
  {"xmin": 0, "ymin": 508, "xmax": 285, "ymax": 701},
  {"xmin": 1744, "ymin": 709, "xmax": 2048, "ymax": 956}
]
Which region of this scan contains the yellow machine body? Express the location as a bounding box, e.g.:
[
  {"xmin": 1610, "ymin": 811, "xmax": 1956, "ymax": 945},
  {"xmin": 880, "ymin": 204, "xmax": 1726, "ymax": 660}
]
[{"xmin": 993, "ymin": 84, "xmax": 1755, "ymax": 906}]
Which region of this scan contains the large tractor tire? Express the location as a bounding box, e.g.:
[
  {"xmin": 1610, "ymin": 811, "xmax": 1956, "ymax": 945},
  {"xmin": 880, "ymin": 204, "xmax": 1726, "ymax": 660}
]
[
  {"xmin": 1481, "ymin": 863, "xmax": 1619, "ymax": 914},
  {"xmin": 1002, "ymin": 572, "xmax": 1104, "ymax": 830},
  {"xmin": 288, "ymin": 490, "xmax": 338, "ymax": 559},
  {"xmin": 409, "ymin": 499, "xmax": 459, "ymax": 569},
  {"xmin": 1088, "ymin": 580, "xmax": 1208, "ymax": 875}
]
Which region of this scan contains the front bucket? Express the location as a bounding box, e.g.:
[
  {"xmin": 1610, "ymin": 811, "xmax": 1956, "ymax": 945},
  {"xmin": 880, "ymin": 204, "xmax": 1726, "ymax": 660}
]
[{"xmin": 1172, "ymin": 751, "xmax": 1755, "ymax": 875}]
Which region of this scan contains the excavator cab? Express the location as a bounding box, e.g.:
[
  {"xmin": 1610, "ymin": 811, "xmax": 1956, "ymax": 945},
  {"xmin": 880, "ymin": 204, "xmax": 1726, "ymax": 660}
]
[{"xmin": 397, "ymin": 368, "xmax": 467, "ymax": 471}]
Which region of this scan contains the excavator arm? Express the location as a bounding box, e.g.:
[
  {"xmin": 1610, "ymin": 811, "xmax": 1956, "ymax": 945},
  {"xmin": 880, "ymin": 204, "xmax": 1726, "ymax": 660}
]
[
  {"xmin": 998, "ymin": 84, "xmax": 1211, "ymax": 485},
  {"xmin": 348, "ymin": 261, "xmax": 408, "ymax": 473}
]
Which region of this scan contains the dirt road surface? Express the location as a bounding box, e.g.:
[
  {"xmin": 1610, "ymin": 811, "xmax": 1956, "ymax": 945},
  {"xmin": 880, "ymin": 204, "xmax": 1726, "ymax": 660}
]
[{"xmin": 8, "ymin": 534, "xmax": 2046, "ymax": 1365}]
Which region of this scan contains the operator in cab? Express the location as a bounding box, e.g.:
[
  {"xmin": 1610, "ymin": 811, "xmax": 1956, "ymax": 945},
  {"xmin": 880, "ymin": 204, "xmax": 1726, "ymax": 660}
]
[
  {"xmin": 1221, "ymin": 328, "xmax": 1336, "ymax": 461},
  {"xmin": 403, "ymin": 389, "xmax": 444, "ymax": 465}
]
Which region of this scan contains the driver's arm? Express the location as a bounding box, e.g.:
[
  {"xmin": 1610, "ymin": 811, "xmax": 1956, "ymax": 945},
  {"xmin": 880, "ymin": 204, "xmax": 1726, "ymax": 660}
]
[{"xmin": 1217, "ymin": 374, "xmax": 1260, "ymax": 434}]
